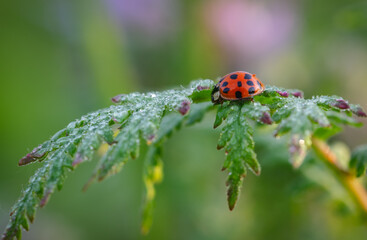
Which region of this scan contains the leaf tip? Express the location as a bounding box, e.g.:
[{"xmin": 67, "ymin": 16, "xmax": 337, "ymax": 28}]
[
  {"xmin": 289, "ymin": 136, "xmax": 308, "ymax": 168},
  {"xmin": 18, "ymin": 154, "xmax": 34, "ymax": 166},
  {"xmin": 227, "ymin": 186, "xmax": 238, "ymax": 211},
  {"xmin": 178, "ymin": 100, "xmax": 191, "ymax": 115},
  {"xmin": 334, "ymin": 99, "xmax": 350, "ymax": 109},
  {"xmin": 82, "ymin": 174, "xmax": 96, "ymax": 192},
  {"xmin": 253, "ymin": 169, "xmax": 261, "ymax": 176},
  {"xmin": 27, "ymin": 215, "xmax": 35, "ymax": 224},
  {"xmin": 276, "ymin": 91, "xmax": 289, "ymax": 97},
  {"xmin": 146, "ymin": 135, "xmax": 156, "ymax": 145},
  {"xmin": 260, "ymin": 112, "xmax": 273, "ymax": 125},
  {"xmin": 39, "ymin": 190, "xmax": 52, "ymax": 207},
  {"xmin": 196, "ymin": 85, "xmax": 210, "ymax": 91},
  {"xmin": 19, "ymin": 146, "xmax": 46, "ymax": 166},
  {"xmin": 111, "ymin": 94, "xmax": 124, "ymax": 103},
  {"xmin": 354, "ymin": 107, "xmax": 367, "ymax": 117},
  {"xmin": 72, "ymin": 153, "xmax": 84, "ymax": 167},
  {"xmin": 292, "ymin": 91, "xmax": 303, "ymax": 98}
]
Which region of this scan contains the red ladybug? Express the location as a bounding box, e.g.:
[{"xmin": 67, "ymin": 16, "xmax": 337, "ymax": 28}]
[{"xmin": 211, "ymin": 71, "xmax": 265, "ymax": 104}]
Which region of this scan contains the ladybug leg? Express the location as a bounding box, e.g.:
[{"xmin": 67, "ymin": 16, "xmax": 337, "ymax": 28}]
[
  {"xmin": 237, "ymin": 98, "xmax": 252, "ymax": 104},
  {"xmin": 218, "ymin": 97, "xmax": 224, "ymax": 105}
]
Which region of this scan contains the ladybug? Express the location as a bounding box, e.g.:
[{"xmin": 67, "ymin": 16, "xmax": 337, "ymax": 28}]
[{"xmin": 211, "ymin": 71, "xmax": 265, "ymax": 104}]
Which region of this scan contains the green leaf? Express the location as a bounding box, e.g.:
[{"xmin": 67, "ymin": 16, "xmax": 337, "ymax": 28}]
[
  {"xmin": 2, "ymin": 80, "xmax": 215, "ymax": 240},
  {"xmin": 350, "ymin": 145, "xmax": 367, "ymax": 177},
  {"xmin": 3, "ymin": 79, "xmax": 366, "ymax": 239},
  {"xmin": 188, "ymin": 80, "xmax": 215, "ymax": 103},
  {"xmin": 259, "ymin": 87, "xmax": 365, "ymax": 168},
  {"xmin": 216, "ymin": 104, "xmax": 260, "ymax": 210},
  {"xmin": 241, "ymin": 101, "xmax": 272, "ymax": 125},
  {"xmin": 213, "ymin": 102, "xmax": 231, "ymax": 129}
]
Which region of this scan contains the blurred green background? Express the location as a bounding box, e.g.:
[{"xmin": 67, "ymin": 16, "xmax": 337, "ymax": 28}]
[{"xmin": 1, "ymin": 0, "xmax": 367, "ymax": 239}]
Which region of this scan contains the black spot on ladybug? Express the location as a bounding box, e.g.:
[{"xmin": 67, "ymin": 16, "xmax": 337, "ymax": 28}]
[
  {"xmin": 246, "ymin": 81, "xmax": 254, "ymax": 86},
  {"xmin": 222, "ymin": 81, "xmax": 228, "ymax": 87},
  {"xmin": 244, "ymin": 74, "xmax": 252, "ymax": 79},
  {"xmin": 223, "ymin": 87, "xmax": 230, "ymax": 93},
  {"xmin": 235, "ymin": 91, "xmax": 242, "ymax": 98},
  {"xmin": 248, "ymin": 87, "xmax": 255, "ymax": 94},
  {"xmin": 230, "ymin": 74, "xmax": 238, "ymax": 79},
  {"xmin": 237, "ymin": 81, "xmax": 242, "ymax": 87}
]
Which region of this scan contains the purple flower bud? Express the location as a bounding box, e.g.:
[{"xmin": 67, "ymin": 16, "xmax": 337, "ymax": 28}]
[
  {"xmin": 196, "ymin": 85, "xmax": 210, "ymax": 91},
  {"xmin": 260, "ymin": 112, "xmax": 273, "ymax": 125},
  {"xmin": 276, "ymin": 91, "xmax": 289, "ymax": 97},
  {"xmin": 178, "ymin": 100, "xmax": 191, "ymax": 115},
  {"xmin": 18, "ymin": 145, "xmax": 46, "ymax": 166},
  {"xmin": 111, "ymin": 94, "xmax": 124, "ymax": 103},
  {"xmin": 334, "ymin": 99, "xmax": 350, "ymax": 109},
  {"xmin": 354, "ymin": 107, "xmax": 367, "ymax": 117},
  {"xmin": 292, "ymin": 91, "xmax": 303, "ymax": 98},
  {"xmin": 18, "ymin": 154, "xmax": 34, "ymax": 166}
]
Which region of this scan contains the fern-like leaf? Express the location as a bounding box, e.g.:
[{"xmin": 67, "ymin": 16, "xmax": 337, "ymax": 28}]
[
  {"xmin": 2, "ymin": 80, "xmax": 214, "ymax": 240},
  {"xmin": 2, "ymin": 78, "xmax": 366, "ymax": 239},
  {"xmin": 213, "ymin": 86, "xmax": 365, "ymax": 210},
  {"xmin": 256, "ymin": 86, "xmax": 363, "ymax": 168},
  {"xmin": 214, "ymin": 101, "xmax": 271, "ymax": 210}
]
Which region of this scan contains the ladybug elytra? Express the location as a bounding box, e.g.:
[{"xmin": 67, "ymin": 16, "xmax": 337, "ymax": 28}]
[{"xmin": 211, "ymin": 71, "xmax": 265, "ymax": 104}]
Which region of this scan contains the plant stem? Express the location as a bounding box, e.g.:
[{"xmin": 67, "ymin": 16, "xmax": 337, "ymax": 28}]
[{"xmin": 311, "ymin": 136, "xmax": 367, "ymax": 214}]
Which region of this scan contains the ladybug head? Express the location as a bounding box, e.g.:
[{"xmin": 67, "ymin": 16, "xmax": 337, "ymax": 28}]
[{"xmin": 211, "ymin": 84, "xmax": 222, "ymax": 104}]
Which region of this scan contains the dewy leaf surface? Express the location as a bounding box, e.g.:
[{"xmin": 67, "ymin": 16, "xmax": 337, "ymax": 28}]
[
  {"xmin": 256, "ymin": 86, "xmax": 364, "ymax": 168},
  {"xmin": 215, "ymin": 103, "xmax": 261, "ymax": 210},
  {"xmin": 2, "ymin": 80, "xmax": 214, "ymax": 240},
  {"xmin": 2, "ymin": 79, "xmax": 366, "ymax": 240}
]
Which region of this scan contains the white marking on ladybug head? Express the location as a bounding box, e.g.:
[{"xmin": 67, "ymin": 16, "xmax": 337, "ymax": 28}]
[{"xmin": 213, "ymin": 91, "xmax": 220, "ymax": 101}]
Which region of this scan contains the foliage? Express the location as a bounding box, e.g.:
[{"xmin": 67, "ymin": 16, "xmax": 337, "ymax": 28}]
[
  {"xmin": 350, "ymin": 145, "xmax": 367, "ymax": 177},
  {"xmin": 2, "ymin": 80, "xmax": 366, "ymax": 240}
]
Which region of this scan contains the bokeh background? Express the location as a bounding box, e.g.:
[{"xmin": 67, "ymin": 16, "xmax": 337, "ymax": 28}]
[{"xmin": 1, "ymin": 0, "xmax": 367, "ymax": 239}]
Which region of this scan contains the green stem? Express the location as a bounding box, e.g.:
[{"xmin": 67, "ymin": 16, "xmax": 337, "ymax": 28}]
[{"xmin": 311, "ymin": 136, "xmax": 367, "ymax": 214}]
